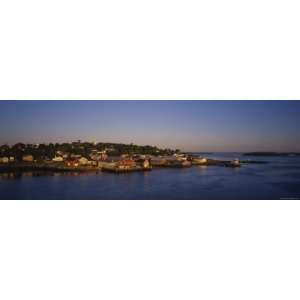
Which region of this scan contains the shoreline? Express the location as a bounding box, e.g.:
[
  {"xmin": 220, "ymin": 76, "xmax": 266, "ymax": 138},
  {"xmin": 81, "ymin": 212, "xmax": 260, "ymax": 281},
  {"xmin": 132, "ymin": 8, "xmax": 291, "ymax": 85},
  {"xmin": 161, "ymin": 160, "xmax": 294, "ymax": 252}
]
[{"xmin": 0, "ymin": 158, "xmax": 268, "ymax": 175}]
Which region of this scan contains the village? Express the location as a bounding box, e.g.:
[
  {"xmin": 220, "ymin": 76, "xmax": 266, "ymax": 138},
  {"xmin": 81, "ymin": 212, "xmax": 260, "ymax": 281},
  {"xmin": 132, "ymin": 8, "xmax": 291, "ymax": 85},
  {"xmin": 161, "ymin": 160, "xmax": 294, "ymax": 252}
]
[{"xmin": 0, "ymin": 141, "xmax": 246, "ymax": 174}]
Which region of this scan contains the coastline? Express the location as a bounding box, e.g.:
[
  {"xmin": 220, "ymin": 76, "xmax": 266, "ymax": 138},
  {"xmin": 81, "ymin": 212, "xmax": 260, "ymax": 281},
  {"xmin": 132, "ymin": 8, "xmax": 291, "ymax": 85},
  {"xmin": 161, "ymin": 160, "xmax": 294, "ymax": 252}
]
[{"xmin": 0, "ymin": 158, "xmax": 268, "ymax": 175}]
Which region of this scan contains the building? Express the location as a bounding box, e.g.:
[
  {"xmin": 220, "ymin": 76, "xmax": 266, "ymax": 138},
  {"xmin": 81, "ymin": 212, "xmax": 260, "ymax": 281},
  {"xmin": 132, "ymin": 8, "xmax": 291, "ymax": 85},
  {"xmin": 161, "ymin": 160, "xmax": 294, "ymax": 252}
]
[
  {"xmin": 52, "ymin": 156, "xmax": 64, "ymax": 162},
  {"xmin": 174, "ymin": 153, "xmax": 188, "ymax": 161},
  {"xmin": 116, "ymin": 159, "xmax": 136, "ymax": 169},
  {"xmin": 142, "ymin": 159, "xmax": 150, "ymax": 168},
  {"xmin": 9, "ymin": 156, "xmax": 14, "ymax": 162},
  {"xmin": 0, "ymin": 157, "xmax": 9, "ymax": 163},
  {"xmin": 232, "ymin": 159, "xmax": 240, "ymax": 166},
  {"xmin": 90, "ymin": 153, "xmax": 107, "ymax": 161},
  {"xmin": 78, "ymin": 157, "xmax": 89, "ymax": 165},
  {"xmin": 22, "ymin": 155, "xmax": 34, "ymax": 162},
  {"xmin": 65, "ymin": 159, "xmax": 79, "ymax": 167},
  {"xmin": 192, "ymin": 157, "xmax": 207, "ymax": 164}
]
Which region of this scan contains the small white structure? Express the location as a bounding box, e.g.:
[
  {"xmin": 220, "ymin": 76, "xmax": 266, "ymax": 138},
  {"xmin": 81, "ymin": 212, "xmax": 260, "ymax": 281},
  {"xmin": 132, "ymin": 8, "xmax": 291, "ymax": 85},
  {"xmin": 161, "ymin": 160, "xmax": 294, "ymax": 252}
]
[
  {"xmin": 199, "ymin": 157, "xmax": 207, "ymax": 163},
  {"xmin": 232, "ymin": 159, "xmax": 240, "ymax": 166},
  {"xmin": 193, "ymin": 157, "xmax": 207, "ymax": 164},
  {"xmin": 143, "ymin": 159, "xmax": 150, "ymax": 168},
  {"xmin": 52, "ymin": 156, "xmax": 64, "ymax": 162},
  {"xmin": 0, "ymin": 157, "xmax": 9, "ymax": 163}
]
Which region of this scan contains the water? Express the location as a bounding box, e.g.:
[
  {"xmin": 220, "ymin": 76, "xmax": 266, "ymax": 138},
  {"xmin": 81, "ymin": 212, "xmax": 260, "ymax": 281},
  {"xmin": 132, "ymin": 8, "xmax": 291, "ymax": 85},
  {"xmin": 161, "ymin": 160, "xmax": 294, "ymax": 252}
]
[{"xmin": 1, "ymin": 153, "xmax": 300, "ymax": 199}]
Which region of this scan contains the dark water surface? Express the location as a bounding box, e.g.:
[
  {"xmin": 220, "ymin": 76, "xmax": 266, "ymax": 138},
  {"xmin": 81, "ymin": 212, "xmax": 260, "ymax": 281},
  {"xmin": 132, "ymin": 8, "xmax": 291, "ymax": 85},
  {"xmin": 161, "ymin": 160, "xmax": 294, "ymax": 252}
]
[{"xmin": 1, "ymin": 153, "xmax": 300, "ymax": 199}]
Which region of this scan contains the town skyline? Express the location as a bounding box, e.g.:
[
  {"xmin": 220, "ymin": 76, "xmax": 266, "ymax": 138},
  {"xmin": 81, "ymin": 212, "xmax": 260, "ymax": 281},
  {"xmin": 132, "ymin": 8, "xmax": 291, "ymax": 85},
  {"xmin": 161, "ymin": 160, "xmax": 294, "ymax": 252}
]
[{"xmin": 0, "ymin": 100, "xmax": 300, "ymax": 152}]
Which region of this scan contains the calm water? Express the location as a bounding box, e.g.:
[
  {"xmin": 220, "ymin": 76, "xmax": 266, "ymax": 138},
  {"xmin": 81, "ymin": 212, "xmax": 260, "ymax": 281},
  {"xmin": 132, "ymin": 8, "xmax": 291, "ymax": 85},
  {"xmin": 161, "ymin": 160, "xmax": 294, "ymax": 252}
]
[{"xmin": 1, "ymin": 153, "xmax": 300, "ymax": 199}]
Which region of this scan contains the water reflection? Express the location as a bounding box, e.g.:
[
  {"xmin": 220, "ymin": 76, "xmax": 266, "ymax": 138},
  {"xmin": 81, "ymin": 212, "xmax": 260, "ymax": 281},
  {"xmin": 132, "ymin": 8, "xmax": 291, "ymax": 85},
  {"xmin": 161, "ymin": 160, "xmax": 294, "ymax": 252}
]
[{"xmin": 0, "ymin": 155, "xmax": 300, "ymax": 199}]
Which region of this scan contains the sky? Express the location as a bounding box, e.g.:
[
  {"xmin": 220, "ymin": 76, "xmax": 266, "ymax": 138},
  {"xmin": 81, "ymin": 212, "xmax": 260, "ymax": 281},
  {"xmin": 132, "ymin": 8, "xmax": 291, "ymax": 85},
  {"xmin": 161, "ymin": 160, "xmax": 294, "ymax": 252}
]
[{"xmin": 0, "ymin": 100, "xmax": 300, "ymax": 152}]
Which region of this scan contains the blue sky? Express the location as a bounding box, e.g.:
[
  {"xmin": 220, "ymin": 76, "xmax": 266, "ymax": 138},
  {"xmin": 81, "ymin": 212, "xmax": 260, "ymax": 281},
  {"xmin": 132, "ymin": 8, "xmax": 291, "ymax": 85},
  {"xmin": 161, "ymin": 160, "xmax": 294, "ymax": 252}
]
[{"xmin": 0, "ymin": 100, "xmax": 299, "ymax": 152}]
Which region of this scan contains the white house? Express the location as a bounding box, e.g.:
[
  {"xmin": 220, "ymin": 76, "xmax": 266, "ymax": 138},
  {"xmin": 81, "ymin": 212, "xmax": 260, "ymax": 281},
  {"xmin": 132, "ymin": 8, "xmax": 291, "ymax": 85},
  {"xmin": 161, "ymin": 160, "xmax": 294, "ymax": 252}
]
[
  {"xmin": 78, "ymin": 157, "xmax": 89, "ymax": 165},
  {"xmin": 0, "ymin": 157, "xmax": 9, "ymax": 163},
  {"xmin": 52, "ymin": 156, "xmax": 64, "ymax": 162}
]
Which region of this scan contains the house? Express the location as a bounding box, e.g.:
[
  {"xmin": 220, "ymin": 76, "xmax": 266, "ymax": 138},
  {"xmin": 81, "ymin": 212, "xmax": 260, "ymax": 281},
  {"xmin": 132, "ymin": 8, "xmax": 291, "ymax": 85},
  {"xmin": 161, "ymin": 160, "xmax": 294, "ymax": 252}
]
[
  {"xmin": 52, "ymin": 156, "xmax": 64, "ymax": 162},
  {"xmin": 78, "ymin": 157, "xmax": 89, "ymax": 165},
  {"xmin": 90, "ymin": 153, "xmax": 107, "ymax": 161},
  {"xmin": 22, "ymin": 155, "xmax": 34, "ymax": 162},
  {"xmin": 173, "ymin": 153, "xmax": 188, "ymax": 161},
  {"xmin": 116, "ymin": 159, "xmax": 136, "ymax": 169},
  {"xmin": 0, "ymin": 157, "xmax": 9, "ymax": 163},
  {"xmin": 193, "ymin": 157, "xmax": 207, "ymax": 164}
]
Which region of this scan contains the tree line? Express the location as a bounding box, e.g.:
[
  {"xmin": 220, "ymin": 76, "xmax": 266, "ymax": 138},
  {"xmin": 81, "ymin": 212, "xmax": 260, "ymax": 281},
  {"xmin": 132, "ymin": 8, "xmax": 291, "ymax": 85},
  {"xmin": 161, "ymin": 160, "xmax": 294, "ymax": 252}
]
[{"xmin": 0, "ymin": 142, "xmax": 180, "ymax": 161}]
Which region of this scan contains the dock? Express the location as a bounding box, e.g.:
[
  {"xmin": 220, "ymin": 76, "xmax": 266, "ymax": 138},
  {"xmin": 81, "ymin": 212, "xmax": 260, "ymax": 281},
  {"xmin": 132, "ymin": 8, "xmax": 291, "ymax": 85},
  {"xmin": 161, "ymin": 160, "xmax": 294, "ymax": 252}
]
[{"xmin": 101, "ymin": 166, "xmax": 152, "ymax": 173}]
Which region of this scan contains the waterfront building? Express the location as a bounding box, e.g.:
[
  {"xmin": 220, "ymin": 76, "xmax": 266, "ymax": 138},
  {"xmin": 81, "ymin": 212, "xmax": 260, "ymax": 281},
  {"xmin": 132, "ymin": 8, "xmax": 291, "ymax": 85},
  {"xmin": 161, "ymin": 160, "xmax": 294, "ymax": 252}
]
[
  {"xmin": 78, "ymin": 157, "xmax": 89, "ymax": 165},
  {"xmin": 192, "ymin": 157, "xmax": 208, "ymax": 164},
  {"xmin": 116, "ymin": 159, "xmax": 136, "ymax": 169},
  {"xmin": 232, "ymin": 159, "xmax": 241, "ymax": 166},
  {"xmin": 22, "ymin": 155, "xmax": 34, "ymax": 162},
  {"xmin": 142, "ymin": 159, "xmax": 150, "ymax": 168},
  {"xmin": 90, "ymin": 153, "xmax": 107, "ymax": 161},
  {"xmin": 52, "ymin": 156, "xmax": 64, "ymax": 162},
  {"xmin": 0, "ymin": 157, "xmax": 9, "ymax": 163},
  {"xmin": 65, "ymin": 159, "xmax": 79, "ymax": 167}
]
